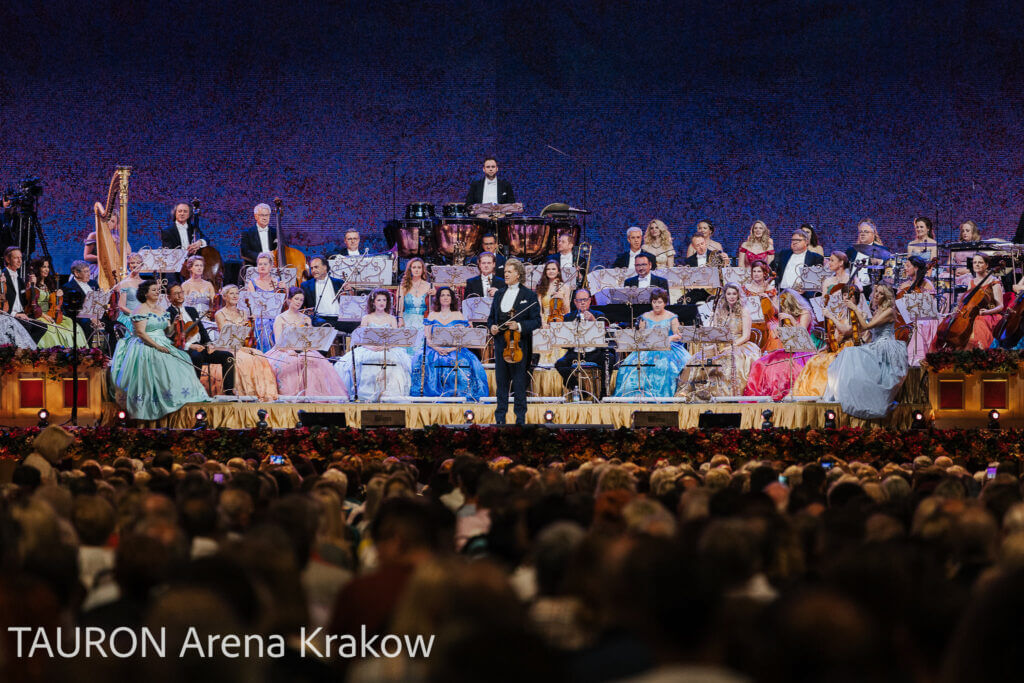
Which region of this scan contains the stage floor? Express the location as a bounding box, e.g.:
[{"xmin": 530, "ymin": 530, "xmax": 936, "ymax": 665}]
[{"xmin": 121, "ymin": 399, "xmax": 926, "ymax": 430}]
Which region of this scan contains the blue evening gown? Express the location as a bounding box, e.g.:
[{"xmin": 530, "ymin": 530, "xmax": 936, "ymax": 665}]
[
  {"xmin": 822, "ymin": 319, "xmax": 908, "ymax": 419},
  {"xmin": 411, "ymin": 319, "xmax": 489, "ymax": 401},
  {"xmin": 613, "ymin": 314, "xmax": 691, "ymax": 398}
]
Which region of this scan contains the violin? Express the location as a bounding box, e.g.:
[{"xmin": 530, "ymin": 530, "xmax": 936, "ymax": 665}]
[
  {"xmin": 547, "ymin": 287, "xmax": 567, "ymax": 324},
  {"xmin": 172, "ymin": 316, "xmax": 201, "ymax": 349},
  {"xmin": 935, "ymin": 272, "xmax": 997, "ymax": 350},
  {"xmin": 25, "ymin": 276, "xmax": 42, "ymax": 320},
  {"xmin": 823, "ymin": 282, "xmax": 844, "ymax": 352},
  {"xmin": 499, "ymin": 306, "xmax": 524, "ymax": 364},
  {"xmin": 49, "ymin": 290, "xmax": 63, "ymax": 325},
  {"xmin": 842, "ymin": 283, "xmax": 863, "ymax": 346},
  {"xmin": 207, "ymin": 292, "xmax": 224, "ymax": 321}
]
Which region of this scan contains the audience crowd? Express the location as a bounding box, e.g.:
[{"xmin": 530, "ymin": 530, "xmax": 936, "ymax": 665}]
[{"xmin": 0, "ymin": 425, "xmax": 1022, "ymax": 681}]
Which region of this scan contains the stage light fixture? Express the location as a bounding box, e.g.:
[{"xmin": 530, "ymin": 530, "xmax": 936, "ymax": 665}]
[
  {"xmin": 194, "ymin": 409, "xmax": 208, "ymax": 430},
  {"xmin": 989, "ymin": 409, "xmax": 1001, "ymax": 430},
  {"xmin": 544, "ymin": 409, "xmax": 555, "ymax": 424},
  {"xmin": 761, "ymin": 409, "xmax": 774, "ymax": 430},
  {"xmin": 911, "ymin": 410, "xmax": 926, "ymax": 430},
  {"xmin": 463, "ymin": 409, "xmax": 475, "ymax": 424},
  {"xmin": 824, "ymin": 409, "xmax": 837, "ymax": 429},
  {"xmin": 116, "ymin": 410, "xmax": 128, "ymax": 427},
  {"xmin": 37, "ymin": 409, "xmax": 49, "ymax": 428},
  {"xmin": 256, "ymin": 409, "xmax": 269, "ymax": 430}
]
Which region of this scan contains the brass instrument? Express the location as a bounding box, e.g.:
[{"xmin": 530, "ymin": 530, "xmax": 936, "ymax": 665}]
[
  {"xmin": 94, "ymin": 167, "xmax": 132, "ymax": 290},
  {"xmin": 577, "ymin": 241, "xmax": 593, "ymax": 289}
]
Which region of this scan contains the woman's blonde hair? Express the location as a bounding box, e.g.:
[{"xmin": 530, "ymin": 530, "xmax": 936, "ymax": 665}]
[
  {"xmin": 872, "ymin": 284, "xmax": 895, "ymax": 312},
  {"xmin": 960, "ymin": 220, "xmax": 981, "ymax": 240},
  {"xmin": 644, "ymin": 219, "xmax": 673, "ymax": 251},
  {"xmin": 747, "ymin": 220, "xmax": 771, "ymax": 250},
  {"xmin": 779, "ymin": 288, "xmax": 812, "ymax": 318},
  {"xmin": 713, "ymin": 283, "xmax": 744, "ymax": 322}
]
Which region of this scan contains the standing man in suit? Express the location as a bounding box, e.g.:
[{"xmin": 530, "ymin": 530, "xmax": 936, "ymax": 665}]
[
  {"xmin": 61, "ymin": 260, "xmax": 100, "ymax": 343},
  {"xmin": 240, "ymin": 203, "xmax": 277, "ymax": 267},
  {"xmin": 465, "ymin": 252, "xmax": 505, "ymax": 298},
  {"xmin": 488, "ymin": 258, "xmax": 541, "ymax": 425},
  {"xmin": 167, "ymin": 283, "xmax": 236, "ymax": 395},
  {"xmin": 301, "ymin": 255, "xmax": 347, "ymax": 333},
  {"xmin": 554, "ymin": 288, "xmax": 607, "ymax": 396},
  {"xmin": 3, "ymin": 247, "xmax": 45, "ymax": 343},
  {"xmin": 162, "ymin": 203, "xmax": 207, "ymax": 255},
  {"xmin": 624, "ymin": 254, "xmax": 670, "ymax": 292},
  {"xmin": 612, "ymin": 227, "xmax": 657, "ymax": 270},
  {"xmin": 465, "ymin": 158, "xmax": 515, "ymax": 206},
  {"xmin": 776, "ymin": 228, "xmax": 825, "ymax": 291}
]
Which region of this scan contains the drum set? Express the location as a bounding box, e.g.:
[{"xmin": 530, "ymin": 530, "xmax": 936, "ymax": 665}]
[{"xmin": 384, "ymin": 202, "xmax": 581, "ymax": 263}]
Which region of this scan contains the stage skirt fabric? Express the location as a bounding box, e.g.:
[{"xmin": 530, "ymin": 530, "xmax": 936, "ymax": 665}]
[
  {"xmin": 37, "ymin": 316, "xmax": 89, "ymax": 349},
  {"xmin": 265, "ymin": 347, "xmax": 348, "ymax": 397},
  {"xmin": 907, "ymin": 319, "xmax": 937, "ymax": 366},
  {"xmin": 411, "ymin": 320, "xmax": 489, "ymax": 401},
  {"xmin": 111, "ymin": 312, "xmax": 209, "ymax": 420},
  {"xmin": 966, "ymin": 313, "xmax": 999, "ymax": 350},
  {"xmin": 822, "ymin": 321, "xmax": 909, "ymax": 419},
  {"xmin": 791, "ymin": 349, "xmax": 839, "ymax": 397},
  {"xmin": 743, "ymin": 349, "xmax": 815, "ymax": 400},
  {"xmin": 0, "ymin": 315, "xmax": 36, "ymax": 349},
  {"xmin": 402, "ymin": 293, "xmax": 428, "ymax": 357}
]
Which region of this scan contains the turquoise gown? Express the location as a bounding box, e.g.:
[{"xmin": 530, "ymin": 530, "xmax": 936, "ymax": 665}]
[
  {"xmin": 411, "ymin": 319, "xmax": 489, "ymax": 401},
  {"xmin": 111, "ymin": 312, "xmax": 210, "ymax": 420},
  {"xmin": 117, "ymin": 286, "xmax": 140, "ymax": 329},
  {"xmin": 822, "ymin": 320, "xmax": 909, "ymax": 419},
  {"xmin": 613, "ymin": 313, "xmax": 691, "ymax": 398},
  {"xmin": 402, "ymin": 292, "xmax": 428, "ymax": 356}
]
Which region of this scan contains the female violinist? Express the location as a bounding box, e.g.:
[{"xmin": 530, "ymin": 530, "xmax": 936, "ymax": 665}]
[
  {"xmin": 244, "ymin": 251, "xmax": 286, "ymax": 352},
  {"xmin": 29, "ymin": 258, "xmax": 88, "ymax": 349},
  {"xmin": 537, "ymin": 260, "xmax": 572, "ymax": 365},
  {"xmin": 334, "ymin": 288, "xmax": 412, "ymax": 401},
  {"xmin": 676, "ymin": 284, "xmax": 759, "ymax": 399},
  {"xmin": 897, "ymin": 255, "xmax": 937, "ymax": 364},
  {"xmin": 792, "ymin": 285, "xmax": 860, "ymax": 397},
  {"xmin": 742, "ymin": 259, "xmax": 781, "ymax": 352},
  {"xmin": 181, "ymin": 255, "xmax": 217, "ymax": 314},
  {"xmin": 213, "ymin": 285, "xmax": 278, "ymax": 401},
  {"xmin": 744, "ymin": 289, "xmax": 817, "ymax": 400},
  {"xmin": 936, "ymin": 253, "xmax": 1004, "ymax": 350},
  {"xmin": 264, "ymin": 287, "xmax": 348, "ymax": 397},
  {"xmin": 821, "ymin": 251, "xmax": 852, "ymax": 351}
]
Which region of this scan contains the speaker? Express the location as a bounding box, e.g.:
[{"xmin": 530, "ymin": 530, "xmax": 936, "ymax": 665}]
[
  {"xmin": 297, "ymin": 410, "xmax": 347, "ymax": 428},
  {"xmin": 697, "ymin": 412, "xmax": 742, "ymax": 429},
  {"xmin": 361, "ymin": 409, "xmax": 406, "ymax": 428},
  {"xmin": 632, "ymin": 411, "xmax": 678, "ymax": 428}
]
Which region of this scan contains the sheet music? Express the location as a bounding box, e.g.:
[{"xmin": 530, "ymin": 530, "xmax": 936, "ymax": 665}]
[
  {"xmin": 777, "ymin": 325, "xmax": 817, "ymax": 353},
  {"xmin": 547, "ymin": 320, "xmax": 608, "ymax": 348},
  {"xmin": 329, "ymin": 254, "xmax": 393, "ymax": 286},
  {"xmin": 744, "ymin": 297, "xmax": 765, "ymax": 323},
  {"xmin": 462, "ymin": 296, "xmax": 492, "ymax": 322},
  {"xmin": 898, "ymin": 292, "xmax": 939, "ymax": 322},
  {"xmin": 210, "ymin": 323, "xmax": 249, "ymax": 351},
  {"xmin": 239, "ymin": 290, "xmax": 287, "ymax": 319},
  {"xmin": 796, "ymin": 265, "xmax": 829, "ymax": 292},
  {"xmin": 677, "ymin": 325, "xmax": 732, "ymax": 344},
  {"xmin": 80, "ymin": 290, "xmax": 111, "ymax": 320},
  {"xmin": 136, "ymin": 247, "xmax": 188, "ymax": 273},
  {"xmin": 587, "ymin": 267, "xmax": 633, "ymax": 292},
  {"xmin": 277, "ymin": 325, "xmax": 337, "ymax": 352},
  {"xmin": 613, "ymin": 326, "xmax": 669, "ymax": 352},
  {"xmin": 430, "ymin": 325, "xmax": 489, "ymax": 349},
  {"xmin": 431, "ymin": 265, "xmax": 478, "ymax": 287},
  {"xmin": 337, "ymin": 295, "xmax": 369, "ymax": 321},
  {"xmin": 352, "ymin": 326, "xmax": 419, "ymax": 348}
]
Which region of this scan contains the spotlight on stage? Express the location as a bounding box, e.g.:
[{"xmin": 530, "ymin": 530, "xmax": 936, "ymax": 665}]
[
  {"xmin": 37, "ymin": 409, "xmax": 49, "ymax": 428},
  {"xmin": 256, "ymin": 409, "xmax": 269, "ymax": 430},
  {"xmin": 824, "ymin": 409, "xmax": 837, "ymax": 429},
  {"xmin": 544, "ymin": 409, "xmax": 555, "ymax": 424},
  {"xmin": 989, "ymin": 409, "xmax": 1001, "ymax": 431},
  {"xmin": 911, "ymin": 410, "xmax": 926, "ymax": 430},
  {"xmin": 194, "ymin": 409, "xmax": 208, "ymax": 430},
  {"xmin": 761, "ymin": 409, "xmax": 774, "ymax": 430},
  {"xmin": 116, "ymin": 410, "xmax": 128, "ymax": 428},
  {"xmin": 464, "ymin": 409, "xmax": 475, "ymax": 424}
]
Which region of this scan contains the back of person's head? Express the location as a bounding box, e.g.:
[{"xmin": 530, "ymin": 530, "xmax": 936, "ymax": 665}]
[
  {"xmin": 750, "ymin": 464, "xmax": 778, "ymax": 493},
  {"xmin": 533, "ymin": 521, "xmax": 586, "ymax": 597},
  {"xmin": 457, "ymin": 461, "xmax": 489, "ymax": 498},
  {"xmin": 11, "ymin": 466, "xmax": 41, "ymax": 492},
  {"xmin": 941, "ymin": 567, "xmax": 1024, "ymax": 683},
  {"xmin": 115, "ymin": 533, "xmax": 179, "ymax": 601},
  {"xmin": 72, "ymin": 494, "xmax": 116, "ymax": 546},
  {"xmin": 697, "ymin": 518, "xmax": 760, "ymax": 590},
  {"xmin": 179, "ymin": 497, "xmax": 218, "ymax": 541},
  {"xmin": 265, "ymin": 495, "xmax": 318, "ymax": 570},
  {"xmin": 802, "ymin": 464, "xmax": 826, "ymax": 491},
  {"xmin": 371, "ymin": 497, "xmax": 451, "ymax": 561}
]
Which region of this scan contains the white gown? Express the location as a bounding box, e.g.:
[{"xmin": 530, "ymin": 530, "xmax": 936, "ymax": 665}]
[{"xmin": 334, "ymin": 323, "xmax": 412, "ymax": 401}]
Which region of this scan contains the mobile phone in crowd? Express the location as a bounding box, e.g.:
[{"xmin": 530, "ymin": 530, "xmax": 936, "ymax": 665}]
[
  {"xmin": 270, "ymin": 455, "xmax": 286, "ymax": 465},
  {"xmin": 987, "ymin": 466, "xmax": 998, "ymax": 480}
]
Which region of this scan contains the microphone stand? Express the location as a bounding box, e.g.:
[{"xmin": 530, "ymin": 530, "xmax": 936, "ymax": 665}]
[{"xmin": 546, "ymin": 144, "xmax": 589, "ymax": 234}]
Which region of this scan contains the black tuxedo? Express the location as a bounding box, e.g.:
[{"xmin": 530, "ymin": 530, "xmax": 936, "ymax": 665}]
[
  {"xmin": 240, "ymin": 226, "xmax": 278, "ymax": 266},
  {"xmin": 2, "ymin": 268, "xmax": 44, "ymax": 343},
  {"xmin": 467, "ymin": 251, "xmax": 506, "ymax": 278},
  {"xmin": 168, "ymin": 304, "xmax": 235, "ymax": 394},
  {"xmin": 624, "ymin": 274, "xmax": 670, "ymax": 292},
  {"xmin": 465, "ymin": 178, "xmax": 515, "ymax": 206},
  {"xmin": 301, "ymin": 276, "xmax": 348, "ymax": 331},
  {"xmin": 774, "ymin": 249, "xmax": 825, "ymax": 289},
  {"xmin": 554, "ymin": 308, "xmax": 608, "ymax": 396},
  {"xmin": 612, "ymin": 250, "xmax": 657, "ymax": 270},
  {"xmin": 487, "ymin": 286, "xmax": 541, "ymax": 424},
  {"xmin": 161, "ymin": 221, "xmax": 204, "ymax": 250},
  {"xmin": 465, "ymin": 274, "xmax": 505, "ymax": 299}
]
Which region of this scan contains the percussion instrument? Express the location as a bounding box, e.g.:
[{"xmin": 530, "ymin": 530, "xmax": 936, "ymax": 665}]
[
  {"xmin": 853, "ymin": 243, "xmax": 892, "ymax": 260},
  {"xmin": 546, "ymin": 218, "xmax": 581, "ymax": 253},
  {"xmin": 435, "ymin": 218, "xmax": 485, "ymax": 262},
  {"xmin": 384, "ymin": 219, "xmax": 434, "ymax": 258},
  {"xmin": 498, "ymin": 217, "xmax": 553, "ymax": 259},
  {"xmin": 442, "ymin": 202, "xmax": 469, "ymax": 218},
  {"xmin": 405, "ymin": 202, "xmax": 436, "ymax": 220}
]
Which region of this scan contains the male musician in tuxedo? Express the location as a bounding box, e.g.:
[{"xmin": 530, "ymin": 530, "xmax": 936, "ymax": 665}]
[
  {"xmin": 167, "ymin": 283, "xmax": 236, "ymax": 395},
  {"xmin": 467, "ymin": 233, "xmax": 506, "ymax": 278},
  {"xmin": 552, "ymin": 232, "xmax": 584, "ymax": 286},
  {"xmin": 465, "ymin": 158, "xmax": 515, "ymax": 206},
  {"xmin": 554, "ymin": 288, "xmax": 607, "ymax": 395},
  {"xmin": 465, "ymin": 252, "xmax": 504, "ymax": 298},
  {"xmin": 161, "ymin": 203, "xmax": 207, "ymax": 255},
  {"xmin": 341, "ymin": 230, "xmax": 364, "ymax": 257},
  {"xmin": 776, "ymin": 228, "xmax": 825, "ymax": 291},
  {"xmin": 624, "ymin": 254, "xmax": 670, "ymax": 294},
  {"xmin": 488, "ymin": 258, "xmax": 541, "ymax": 425},
  {"xmin": 240, "ymin": 203, "xmax": 277, "ymax": 266},
  {"xmin": 612, "ymin": 227, "xmax": 657, "ymax": 270},
  {"xmin": 61, "ymin": 260, "xmax": 100, "ymax": 343},
  {"xmin": 682, "ymin": 235, "xmax": 723, "ymax": 304},
  {"xmin": 301, "ymin": 255, "xmax": 347, "ymax": 332},
  {"xmin": 2, "ymin": 247, "xmax": 45, "ymax": 343}
]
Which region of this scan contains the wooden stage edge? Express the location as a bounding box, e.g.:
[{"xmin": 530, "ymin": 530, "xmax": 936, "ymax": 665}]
[{"xmin": 100, "ymin": 400, "xmax": 929, "ymax": 430}]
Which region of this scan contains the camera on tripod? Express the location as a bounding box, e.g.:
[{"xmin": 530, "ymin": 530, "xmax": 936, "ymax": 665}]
[{"xmin": 3, "ymin": 177, "xmax": 44, "ymax": 211}]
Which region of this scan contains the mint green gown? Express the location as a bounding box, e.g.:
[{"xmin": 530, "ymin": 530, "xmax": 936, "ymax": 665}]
[{"xmin": 111, "ymin": 311, "xmax": 209, "ymax": 420}]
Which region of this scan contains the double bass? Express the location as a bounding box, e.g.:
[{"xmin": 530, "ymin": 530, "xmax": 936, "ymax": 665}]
[
  {"xmin": 272, "ymin": 198, "xmax": 309, "ymax": 284},
  {"xmin": 178, "ymin": 199, "xmax": 225, "ymax": 289}
]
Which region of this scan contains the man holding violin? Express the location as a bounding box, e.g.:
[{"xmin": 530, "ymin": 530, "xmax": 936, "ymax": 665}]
[
  {"xmin": 167, "ymin": 284, "xmax": 236, "ymax": 395},
  {"xmin": 2, "ymin": 247, "xmax": 45, "ymax": 343},
  {"xmin": 488, "ymin": 258, "xmax": 541, "ymax": 425}
]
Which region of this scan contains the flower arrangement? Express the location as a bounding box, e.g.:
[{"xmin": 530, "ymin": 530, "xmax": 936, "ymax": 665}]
[
  {"xmin": 0, "ymin": 345, "xmax": 108, "ymax": 381},
  {"xmin": 924, "ymin": 348, "xmax": 1023, "ymax": 375}
]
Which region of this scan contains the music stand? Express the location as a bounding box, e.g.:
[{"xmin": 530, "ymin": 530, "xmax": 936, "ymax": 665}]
[
  {"xmin": 549, "ymin": 319, "xmax": 608, "ymax": 402},
  {"xmin": 898, "ymin": 292, "xmax": 939, "ymax": 364},
  {"xmin": 243, "ymin": 266, "xmax": 297, "ymax": 289},
  {"xmin": 461, "ymin": 296, "xmax": 492, "ymax": 323},
  {"xmin": 605, "ymin": 287, "xmax": 653, "ymax": 331},
  {"xmin": 239, "ymin": 291, "xmax": 286, "ymax": 350},
  {"xmin": 677, "ymin": 266, "xmax": 721, "ymax": 304},
  {"xmin": 678, "ymin": 325, "xmax": 733, "ymax": 399},
  {"xmin": 773, "ymin": 326, "xmax": 818, "ymax": 397},
  {"xmin": 589, "ymin": 268, "xmax": 633, "ymax": 305},
  {"xmin": 329, "ymin": 255, "xmax": 393, "ymax": 287},
  {"xmin": 277, "ymin": 326, "xmax": 338, "ymax": 396},
  {"xmin": 430, "ymin": 265, "xmax": 478, "ymax": 289},
  {"xmin": 796, "ymin": 265, "xmax": 829, "ymax": 293},
  {"xmin": 137, "ymin": 248, "xmax": 188, "ymax": 275},
  {"xmin": 612, "ymin": 326, "xmax": 669, "ymax": 399},
  {"xmin": 351, "ymin": 326, "xmax": 418, "ymax": 402},
  {"xmin": 429, "ymin": 326, "xmax": 488, "ymax": 398}
]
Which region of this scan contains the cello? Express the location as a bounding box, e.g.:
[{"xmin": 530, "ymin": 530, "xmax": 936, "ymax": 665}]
[
  {"xmin": 272, "ymin": 197, "xmax": 309, "ymax": 284},
  {"xmin": 934, "ymin": 271, "xmax": 998, "ymax": 350},
  {"xmin": 178, "ymin": 199, "xmax": 225, "ymax": 289}
]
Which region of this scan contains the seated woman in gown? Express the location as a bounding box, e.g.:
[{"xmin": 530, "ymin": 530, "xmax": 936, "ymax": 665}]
[
  {"xmin": 213, "ymin": 285, "xmax": 279, "ymax": 401},
  {"xmin": 613, "ymin": 288, "xmax": 690, "ymax": 398},
  {"xmin": 245, "ymin": 251, "xmax": 287, "ymax": 352},
  {"xmin": 181, "ymin": 255, "xmax": 217, "ymax": 316},
  {"xmin": 265, "ymin": 287, "xmax": 348, "ymax": 397},
  {"xmin": 29, "ymin": 257, "xmax": 88, "ymax": 349},
  {"xmin": 110, "ymin": 279, "xmax": 209, "ymax": 420},
  {"xmin": 823, "ymin": 284, "xmax": 909, "ymax": 419},
  {"xmin": 744, "ymin": 289, "xmax": 816, "ymax": 400},
  {"xmin": 114, "ymin": 252, "xmax": 146, "ymax": 330},
  {"xmin": 792, "ymin": 285, "xmax": 859, "ymax": 397},
  {"xmin": 335, "ymin": 288, "xmax": 412, "ymax": 401},
  {"xmin": 411, "ymin": 286, "xmax": 489, "ymax": 401}
]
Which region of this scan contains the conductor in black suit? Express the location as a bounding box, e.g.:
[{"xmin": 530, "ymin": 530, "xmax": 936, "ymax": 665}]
[
  {"xmin": 167, "ymin": 283, "xmax": 235, "ymax": 395},
  {"xmin": 465, "ymin": 158, "xmax": 515, "ymax": 206},
  {"xmin": 465, "ymin": 252, "xmax": 505, "ymax": 298},
  {"xmin": 240, "ymin": 203, "xmax": 277, "ymax": 266},
  {"xmin": 623, "ymin": 254, "xmax": 670, "ymax": 297},
  {"xmin": 554, "ymin": 288, "xmax": 608, "ymax": 395},
  {"xmin": 774, "ymin": 229, "xmax": 825, "ymax": 291},
  {"xmin": 487, "ymin": 258, "xmax": 541, "ymax": 425},
  {"xmin": 612, "ymin": 227, "xmax": 657, "ymax": 270}
]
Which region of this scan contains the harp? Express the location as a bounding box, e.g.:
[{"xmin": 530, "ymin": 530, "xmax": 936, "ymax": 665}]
[{"xmin": 94, "ymin": 166, "xmax": 132, "ymax": 290}]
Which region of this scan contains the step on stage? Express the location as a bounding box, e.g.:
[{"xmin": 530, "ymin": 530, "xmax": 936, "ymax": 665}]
[{"xmin": 127, "ymin": 399, "xmax": 926, "ymax": 430}]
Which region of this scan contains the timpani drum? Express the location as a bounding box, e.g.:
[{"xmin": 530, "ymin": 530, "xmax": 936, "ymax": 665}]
[
  {"xmin": 384, "ymin": 219, "xmax": 434, "ymax": 258},
  {"xmin": 442, "ymin": 202, "xmax": 469, "ymax": 218},
  {"xmin": 547, "ymin": 218, "xmax": 581, "ymax": 253},
  {"xmin": 435, "ymin": 218, "xmax": 485, "ymax": 261},
  {"xmin": 405, "ymin": 202, "xmax": 436, "ymax": 220},
  {"xmin": 498, "ymin": 216, "xmax": 552, "ymax": 259}
]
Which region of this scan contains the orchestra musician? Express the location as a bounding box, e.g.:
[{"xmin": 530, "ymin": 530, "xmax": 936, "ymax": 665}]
[
  {"xmin": 240, "ymin": 203, "xmax": 277, "ymax": 267},
  {"xmin": 941, "ymin": 253, "xmax": 1005, "ymax": 350},
  {"xmin": 802, "ymin": 224, "xmax": 825, "ymax": 257},
  {"xmin": 167, "ymin": 283, "xmax": 236, "ymax": 396},
  {"xmin": 737, "ymin": 220, "xmax": 775, "ymax": 268},
  {"xmin": 537, "ymin": 260, "xmax": 574, "ymax": 365},
  {"xmin": 643, "ymin": 219, "xmax": 675, "ymax": 269},
  {"xmin": 743, "ymin": 259, "xmax": 782, "ymax": 352},
  {"xmin": 465, "ymin": 157, "xmax": 515, "ymax": 206},
  {"xmin": 677, "ymin": 284, "xmax": 760, "ymax": 398},
  {"xmin": 246, "ymin": 252, "xmax": 287, "ymax": 351},
  {"xmin": 29, "ymin": 257, "xmax": 87, "ymax": 349},
  {"xmin": 952, "ymin": 220, "xmax": 983, "ymax": 279},
  {"xmin": 743, "ymin": 289, "xmax": 817, "ymax": 400},
  {"xmin": 467, "ymin": 234, "xmax": 506, "ymax": 277},
  {"xmin": 265, "ymin": 287, "xmax": 348, "ymax": 397},
  {"xmin": 113, "ymin": 252, "xmax": 146, "ymax": 330},
  {"xmin": 612, "ymin": 227, "xmax": 657, "ymax": 270},
  {"xmin": 845, "ymin": 219, "xmax": 885, "ymax": 290},
  {"xmin": 898, "ymin": 254, "xmax": 938, "ymax": 364},
  {"xmin": 614, "ymin": 288, "xmax": 690, "ymax": 398},
  {"xmin": 213, "ymin": 285, "xmax": 279, "ymax": 401},
  {"xmin": 624, "ymin": 254, "xmax": 670, "ymax": 295},
  {"xmin": 161, "ymin": 203, "xmax": 207, "ymax": 255},
  {"xmin": 3, "ymin": 247, "xmax": 46, "ymax": 343},
  {"xmin": 300, "ymin": 255, "xmax": 347, "ymax": 333},
  {"xmin": 791, "ymin": 286, "xmax": 859, "ymax": 397},
  {"xmin": 907, "ymin": 216, "xmax": 937, "ymax": 259},
  {"xmin": 61, "ymin": 260, "xmax": 99, "ymax": 343},
  {"xmin": 775, "ymin": 229, "xmax": 825, "ymax": 291},
  {"xmin": 181, "ymin": 255, "xmax": 217, "ymax": 316},
  {"xmin": 341, "ymin": 230, "xmax": 363, "ymax": 257},
  {"xmin": 397, "ymin": 258, "xmax": 433, "ymax": 357},
  {"xmin": 488, "ymin": 258, "xmax": 541, "ymax": 425},
  {"xmin": 553, "ymin": 289, "xmax": 608, "ymax": 395},
  {"xmin": 686, "ymin": 220, "xmax": 725, "ymax": 257},
  {"xmin": 334, "ymin": 289, "xmax": 412, "ymax": 401},
  {"xmin": 465, "ymin": 252, "xmax": 504, "ymax": 298},
  {"xmin": 553, "ymin": 233, "xmax": 582, "ymax": 277},
  {"xmin": 411, "ymin": 286, "xmax": 488, "ymax": 402},
  {"xmin": 682, "ymin": 236, "xmax": 718, "ymax": 303}
]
